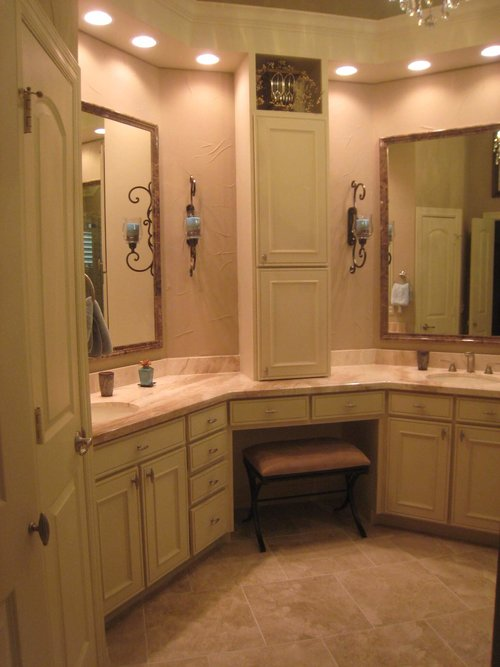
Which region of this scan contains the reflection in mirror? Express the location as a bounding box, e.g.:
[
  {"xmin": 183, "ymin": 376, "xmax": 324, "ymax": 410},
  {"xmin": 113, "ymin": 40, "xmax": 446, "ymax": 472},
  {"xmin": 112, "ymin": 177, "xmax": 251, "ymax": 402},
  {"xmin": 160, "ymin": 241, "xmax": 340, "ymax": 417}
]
[
  {"xmin": 81, "ymin": 102, "xmax": 162, "ymax": 355},
  {"xmin": 380, "ymin": 123, "xmax": 500, "ymax": 343}
]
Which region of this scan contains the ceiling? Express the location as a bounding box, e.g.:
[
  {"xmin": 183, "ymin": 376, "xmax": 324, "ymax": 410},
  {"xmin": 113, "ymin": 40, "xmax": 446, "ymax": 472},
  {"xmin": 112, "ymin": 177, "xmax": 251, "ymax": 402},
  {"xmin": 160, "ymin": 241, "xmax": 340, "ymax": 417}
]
[
  {"xmin": 196, "ymin": 0, "xmax": 402, "ymax": 20},
  {"xmin": 77, "ymin": 0, "xmax": 500, "ymax": 83}
]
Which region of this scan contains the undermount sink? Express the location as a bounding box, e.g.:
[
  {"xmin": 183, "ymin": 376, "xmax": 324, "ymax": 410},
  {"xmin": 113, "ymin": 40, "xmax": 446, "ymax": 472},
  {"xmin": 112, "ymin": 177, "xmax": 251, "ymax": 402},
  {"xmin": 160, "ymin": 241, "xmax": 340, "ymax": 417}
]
[
  {"xmin": 91, "ymin": 401, "xmax": 140, "ymax": 424},
  {"xmin": 426, "ymin": 372, "xmax": 500, "ymax": 386}
]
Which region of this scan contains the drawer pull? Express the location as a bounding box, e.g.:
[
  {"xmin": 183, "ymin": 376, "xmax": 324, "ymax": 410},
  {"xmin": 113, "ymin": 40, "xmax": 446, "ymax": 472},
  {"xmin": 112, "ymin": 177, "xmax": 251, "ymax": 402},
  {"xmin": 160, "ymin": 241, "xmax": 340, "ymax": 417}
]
[
  {"xmin": 145, "ymin": 469, "xmax": 154, "ymax": 481},
  {"xmin": 483, "ymin": 411, "xmax": 498, "ymax": 417},
  {"xmin": 412, "ymin": 403, "xmax": 425, "ymax": 409},
  {"xmin": 131, "ymin": 473, "xmax": 139, "ymax": 486},
  {"xmin": 344, "ymin": 402, "xmax": 356, "ymax": 408},
  {"xmin": 210, "ymin": 517, "xmax": 221, "ymax": 526},
  {"xmin": 441, "ymin": 429, "xmax": 447, "ymax": 440},
  {"xmin": 208, "ymin": 447, "xmax": 219, "ymax": 455},
  {"xmin": 209, "ymin": 479, "xmax": 219, "ymax": 486},
  {"xmin": 136, "ymin": 444, "xmax": 149, "ymax": 451},
  {"xmin": 264, "ymin": 409, "xmax": 277, "ymax": 414},
  {"xmin": 460, "ymin": 430, "xmax": 465, "ymax": 442},
  {"xmin": 207, "ymin": 417, "xmax": 218, "ymax": 424}
]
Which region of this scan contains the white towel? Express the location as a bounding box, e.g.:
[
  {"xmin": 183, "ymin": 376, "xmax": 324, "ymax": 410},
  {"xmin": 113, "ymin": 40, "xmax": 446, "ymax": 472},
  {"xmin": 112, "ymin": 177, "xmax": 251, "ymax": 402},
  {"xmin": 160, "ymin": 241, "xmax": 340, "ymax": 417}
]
[{"xmin": 391, "ymin": 282, "xmax": 411, "ymax": 307}]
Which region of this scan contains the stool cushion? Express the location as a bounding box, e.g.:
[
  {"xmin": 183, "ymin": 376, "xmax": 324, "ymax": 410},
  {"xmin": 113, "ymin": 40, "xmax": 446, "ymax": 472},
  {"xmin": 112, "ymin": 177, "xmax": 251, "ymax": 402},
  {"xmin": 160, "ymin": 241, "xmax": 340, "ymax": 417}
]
[{"xmin": 243, "ymin": 437, "xmax": 370, "ymax": 478}]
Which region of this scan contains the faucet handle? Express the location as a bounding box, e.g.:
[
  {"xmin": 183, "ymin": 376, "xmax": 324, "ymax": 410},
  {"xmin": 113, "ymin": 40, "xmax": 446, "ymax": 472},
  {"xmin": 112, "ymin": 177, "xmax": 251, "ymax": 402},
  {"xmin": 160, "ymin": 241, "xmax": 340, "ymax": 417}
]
[
  {"xmin": 440, "ymin": 359, "xmax": 457, "ymax": 372},
  {"xmin": 485, "ymin": 362, "xmax": 500, "ymax": 374}
]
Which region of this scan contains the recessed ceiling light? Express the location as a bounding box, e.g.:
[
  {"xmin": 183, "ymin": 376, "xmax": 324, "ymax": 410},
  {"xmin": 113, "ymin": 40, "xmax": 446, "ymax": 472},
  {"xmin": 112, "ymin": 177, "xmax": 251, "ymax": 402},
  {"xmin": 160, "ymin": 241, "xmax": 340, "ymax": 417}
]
[
  {"xmin": 84, "ymin": 10, "xmax": 112, "ymax": 26},
  {"xmin": 94, "ymin": 128, "xmax": 105, "ymax": 135},
  {"xmin": 408, "ymin": 59, "xmax": 431, "ymax": 72},
  {"xmin": 335, "ymin": 65, "xmax": 358, "ymax": 77},
  {"xmin": 196, "ymin": 53, "xmax": 220, "ymax": 66},
  {"xmin": 481, "ymin": 45, "xmax": 500, "ymax": 58},
  {"xmin": 131, "ymin": 35, "xmax": 157, "ymax": 49}
]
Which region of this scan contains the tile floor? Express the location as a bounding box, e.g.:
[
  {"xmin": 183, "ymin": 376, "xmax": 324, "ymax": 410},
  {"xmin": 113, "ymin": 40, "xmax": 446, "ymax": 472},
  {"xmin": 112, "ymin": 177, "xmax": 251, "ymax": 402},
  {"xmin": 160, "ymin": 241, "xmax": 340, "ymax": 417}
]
[{"xmin": 106, "ymin": 501, "xmax": 497, "ymax": 666}]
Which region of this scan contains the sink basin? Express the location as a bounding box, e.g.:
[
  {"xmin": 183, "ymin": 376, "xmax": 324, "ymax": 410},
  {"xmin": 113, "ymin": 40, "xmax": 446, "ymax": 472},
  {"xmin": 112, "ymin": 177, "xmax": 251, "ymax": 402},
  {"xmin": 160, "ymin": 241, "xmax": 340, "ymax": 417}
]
[
  {"xmin": 426, "ymin": 372, "xmax": 500, "ymax": 386},
  {"xmin": 91, "ymin": 401, "xmax": 140, "ymax": 425}
]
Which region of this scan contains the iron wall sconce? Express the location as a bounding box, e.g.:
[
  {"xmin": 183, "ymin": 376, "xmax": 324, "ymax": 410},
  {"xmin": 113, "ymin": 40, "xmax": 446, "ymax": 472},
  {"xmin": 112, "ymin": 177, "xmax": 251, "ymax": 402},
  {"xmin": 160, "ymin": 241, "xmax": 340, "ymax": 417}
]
[
  {"xmin": 347, "ymin": 180, "xmax": 373, "ymax": 273},
  {"xmin": 185, "ymin": 176, "xmax": 201, "ymax": 277},
  {"xmin": 123, "ymin": 182, "xmax": 154, "ymax": 275}
]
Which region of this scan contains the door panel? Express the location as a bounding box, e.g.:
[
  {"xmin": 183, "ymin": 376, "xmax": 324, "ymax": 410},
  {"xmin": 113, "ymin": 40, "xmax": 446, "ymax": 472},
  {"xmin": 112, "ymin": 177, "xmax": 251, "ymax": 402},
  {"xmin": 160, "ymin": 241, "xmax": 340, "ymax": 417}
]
[
  {"xmin": 22, "ymin": 9, "xmax": 97, "ymax": 666},
  {"xmin": 469, "ymin": 216, "xmax": 494, "ymax": 336}
]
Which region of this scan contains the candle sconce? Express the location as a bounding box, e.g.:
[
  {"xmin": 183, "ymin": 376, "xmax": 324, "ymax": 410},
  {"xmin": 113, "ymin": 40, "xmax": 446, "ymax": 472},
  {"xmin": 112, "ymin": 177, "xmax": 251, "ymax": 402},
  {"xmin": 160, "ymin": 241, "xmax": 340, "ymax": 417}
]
[
  {"xmin": 123, "ymin": 182, "xmax": 154, "ymax": 275},
  {"xmin": 347, "ymin": 180, "xmax": 373, "ymax": 273}
]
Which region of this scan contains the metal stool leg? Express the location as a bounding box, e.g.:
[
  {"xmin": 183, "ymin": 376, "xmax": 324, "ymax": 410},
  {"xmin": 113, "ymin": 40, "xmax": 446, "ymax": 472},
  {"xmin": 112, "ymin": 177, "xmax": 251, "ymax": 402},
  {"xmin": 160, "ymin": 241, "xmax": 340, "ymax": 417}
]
[
  {"xmin": 346, "ymin": 471, "xmax": 367, "ymax": 538},
  {"xmin": 243, "ymin": 459, "xmax": 267, "ymax": 552}
]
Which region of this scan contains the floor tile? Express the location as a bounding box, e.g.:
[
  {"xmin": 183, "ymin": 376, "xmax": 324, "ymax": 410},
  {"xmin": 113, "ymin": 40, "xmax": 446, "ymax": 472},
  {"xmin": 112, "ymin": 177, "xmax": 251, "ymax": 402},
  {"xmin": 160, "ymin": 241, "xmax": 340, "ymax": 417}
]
[
  {"xmin": 144, "ymin": 587, "xmax": 264, "ymax": 663},
  {"xmin": 336, "ymin": 560, "xmax": 466, "ymax": 626},
  {"xmin": 325, "ymin": 620, "xmax": 464, "ymax": 666},
  {"xmin": 106, "ymin": 604, "xmax": 147, "ymax": 666},
  {"xmin": 427, "ymin": 607, "xmax": 494, "ymax": 666},
  {"xmin": 389, "ymin": 531, "xmax": 457, "ymax": 560},
  {"xmin": 356, "ymin": 535, "xmax": 417, "ymax": 566},
  {"xmin": 275, "ymin": 544, "xmax": 373, "ymax": 578},
  {"xmin": 243, "ymin": 574, "xmax": 371, "ymax": 643},
  {"xmin": 419, "ymin": 550, "xmax": 497, "ymax": 609},
  {"xmin": 206, "ymin": 639, "xmax": 336, "ymax": 666}
]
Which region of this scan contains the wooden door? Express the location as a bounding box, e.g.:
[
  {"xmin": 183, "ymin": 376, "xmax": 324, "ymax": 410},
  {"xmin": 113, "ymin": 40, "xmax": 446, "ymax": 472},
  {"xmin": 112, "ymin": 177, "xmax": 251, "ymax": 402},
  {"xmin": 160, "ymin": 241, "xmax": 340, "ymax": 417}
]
[
  {"xmin": 255, "ymin": 115, "xmax": 328, "ymax": 266},
  {"xmin": 452, "ymin": 426, "xmax": 500, "ymax": 533},
  {"xmin": 21, "ymin": 4, "xmax": 97, "ymax": 665},
  {"xmin": 142, "ymin": 448, "xmax": 190, "ymax": 585},
  {"xmin": 258, "ymin": 268, "xmax": 329, "ymax": 379},
  {"xmin": 95, "ymin": 468, "xmax": 144, "ymax": 615},
  {"xmin": 386, "ymin": 418, "xmax": 450, "ymax": 522},
  {"xmin": 415, "ymin": 207, "xmax": 462, "ymax": 334},
  {"xmin": 469, "ymin": 216, "xmax": 494, "ymax": 336}
]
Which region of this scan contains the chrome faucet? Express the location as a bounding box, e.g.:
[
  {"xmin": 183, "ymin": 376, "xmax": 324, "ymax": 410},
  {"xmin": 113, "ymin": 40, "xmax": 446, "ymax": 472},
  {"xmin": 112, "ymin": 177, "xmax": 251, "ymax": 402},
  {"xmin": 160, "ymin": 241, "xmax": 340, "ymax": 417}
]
[{"xmin": 464, "ymin": 352, "xmax": 475, "ymax": 373}]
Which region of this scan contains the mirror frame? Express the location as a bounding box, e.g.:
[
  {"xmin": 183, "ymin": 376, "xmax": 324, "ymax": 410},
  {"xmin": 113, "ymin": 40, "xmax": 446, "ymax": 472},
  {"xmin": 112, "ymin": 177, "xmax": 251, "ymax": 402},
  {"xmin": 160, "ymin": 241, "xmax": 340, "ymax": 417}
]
[
  {"xmin": 379, "ymin": 122, "xmax": 500, "ymax": 346},
  {"xmin": 82, "ymin": 101, "xmax": 163, "ymax": 356}
]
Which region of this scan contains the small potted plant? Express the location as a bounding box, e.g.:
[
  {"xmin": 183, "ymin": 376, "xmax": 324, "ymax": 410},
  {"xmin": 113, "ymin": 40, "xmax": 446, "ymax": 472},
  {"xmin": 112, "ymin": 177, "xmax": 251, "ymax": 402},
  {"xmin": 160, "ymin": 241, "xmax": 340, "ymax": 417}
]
[{"xmin": 138, "ymin": 360, "xmax": 154, "ymax": 387}]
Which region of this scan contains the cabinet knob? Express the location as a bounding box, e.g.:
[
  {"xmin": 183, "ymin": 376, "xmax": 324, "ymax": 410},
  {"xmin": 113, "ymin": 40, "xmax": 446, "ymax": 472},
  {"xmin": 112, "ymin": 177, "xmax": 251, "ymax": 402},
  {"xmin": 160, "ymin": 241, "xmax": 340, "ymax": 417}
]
[
  {"xmin": 137, "ymin": 444, "xmax": 149, "ymax": 451},
  {"xmin": 207, "ymin": 417, "xmax": 218, "ymax": 425},
  {"xmin": 208, "ymin": 447, "xmax": 219, "ymax": 455},
  {"xmin": 131, "ymin": 473, "xmax": 139, "ymax": 486},
  {"xmin": 345, "ymin": 402, "xmax": 356, "ymax": 409},
  {"xmin": 264, "ymin": 408, "xmax": 277, "ymax": 414},
  {"xmin": 210, "ymin": 517, "xmax": 220, "ymax": 526},
  {"xmin": 209, "ymin": 479, "xmax": 219, "ymax": 487},
  {"xmin": 145, "ymin": 469, "xmax": 155, "ymax": 481}
]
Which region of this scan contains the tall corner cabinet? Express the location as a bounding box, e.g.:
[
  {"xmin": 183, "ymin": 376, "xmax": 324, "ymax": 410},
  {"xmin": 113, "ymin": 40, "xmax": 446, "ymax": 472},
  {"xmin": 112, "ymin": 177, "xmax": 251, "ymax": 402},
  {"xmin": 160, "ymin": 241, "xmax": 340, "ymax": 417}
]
[{"xmin": 235, "ymin": 55, "xmax": 330, "ymax": 380}]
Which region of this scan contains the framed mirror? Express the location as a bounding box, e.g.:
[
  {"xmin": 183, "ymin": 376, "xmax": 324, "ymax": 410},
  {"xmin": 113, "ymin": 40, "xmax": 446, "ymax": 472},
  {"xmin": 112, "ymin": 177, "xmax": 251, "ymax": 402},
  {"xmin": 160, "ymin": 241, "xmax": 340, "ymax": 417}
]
[
  {"xmin": 81, "ymin": 102, "xmax": 162, "ymax": 356},
  {"xmin": 380, "ymin": 123, "xmax": 500, "ymax": 344}
]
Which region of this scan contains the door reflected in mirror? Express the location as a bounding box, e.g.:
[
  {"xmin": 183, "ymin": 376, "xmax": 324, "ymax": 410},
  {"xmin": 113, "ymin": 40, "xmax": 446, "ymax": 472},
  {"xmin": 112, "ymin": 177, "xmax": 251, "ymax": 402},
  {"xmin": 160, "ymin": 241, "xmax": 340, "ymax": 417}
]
[
  {"xmin": 81, "ymin": 102, "xmax": 162, "ymax": 355},
  {"xmin": 380, "ymin": 123, "xmax": 500, "ymax": 343}
]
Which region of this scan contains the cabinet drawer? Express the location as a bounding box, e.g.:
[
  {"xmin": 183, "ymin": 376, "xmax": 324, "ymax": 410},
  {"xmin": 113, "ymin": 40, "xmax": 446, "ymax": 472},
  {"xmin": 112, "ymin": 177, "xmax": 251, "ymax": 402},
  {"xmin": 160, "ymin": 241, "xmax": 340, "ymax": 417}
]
[
  {"xmin": 388, "ymin": 392, "xmax": 452, "ymax": 420},
  {"xmin": 230, "ymin": 396, "xmax": 309, "ymax": 426},
  {"xmin": 190, "ymin": 461, "xmax": 228, "ymax": 505},
  {"xmin": 456, "ymin": 397, "xmax": 500, "ymax": 425},
  {"xmin": 312, "ymin": 391, "xmax": 384, "ymax": 420},
  {"xmin": 188, "ymin": 403, "xmax": 227, "ymax": 441},
  {"xmin": 190, "ymin": 489, "xmax": 229, "ymax": 555},
  {"xmin": 188, "ymin": 430, "xmax": 228, "ymax": 473},
  {"xmin": 94, "ymin": 418, "xmax": 186, "ymax": 476}
]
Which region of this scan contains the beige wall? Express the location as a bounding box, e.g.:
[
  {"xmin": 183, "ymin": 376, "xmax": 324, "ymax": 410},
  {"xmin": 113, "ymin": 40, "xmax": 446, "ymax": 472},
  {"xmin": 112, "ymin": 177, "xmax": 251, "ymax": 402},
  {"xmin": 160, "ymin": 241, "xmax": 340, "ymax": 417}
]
[{"xmin": 81, "ymin": 29, "xmax": 500, "ymax": 367}]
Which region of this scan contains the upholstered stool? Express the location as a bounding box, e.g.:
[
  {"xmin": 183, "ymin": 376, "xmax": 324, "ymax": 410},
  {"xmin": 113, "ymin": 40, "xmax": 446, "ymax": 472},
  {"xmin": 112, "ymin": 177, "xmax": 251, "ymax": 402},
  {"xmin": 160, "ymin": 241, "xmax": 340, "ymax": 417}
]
[{"xmin": 243, "ymin": 437, "xmax": 370, "ymax": 552}]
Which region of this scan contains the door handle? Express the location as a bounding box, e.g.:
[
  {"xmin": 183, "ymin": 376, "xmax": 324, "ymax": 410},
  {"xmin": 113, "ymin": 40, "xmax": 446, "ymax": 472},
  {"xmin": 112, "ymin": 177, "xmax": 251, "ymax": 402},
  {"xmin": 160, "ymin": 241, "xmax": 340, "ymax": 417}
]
[
  {"xmin": 75, "ymin": 430, "xmax": 92, "ymax": 456},
  {"xmin": 28, "ymin": 512, "xmax": 50, "ymax": 546}
]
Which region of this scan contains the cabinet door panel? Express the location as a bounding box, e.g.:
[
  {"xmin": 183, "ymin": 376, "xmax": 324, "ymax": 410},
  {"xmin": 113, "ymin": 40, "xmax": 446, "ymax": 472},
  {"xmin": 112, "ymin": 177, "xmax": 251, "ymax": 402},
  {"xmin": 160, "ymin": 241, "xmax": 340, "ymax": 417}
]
[
  {"xmin": 452, "ymin": 426, "xmax": 500, "ymax": 532},
  {"xmin": 386, "ymin": 418, "xmax": 450, "ymax": 522},
  {"xmin": 95, "ymin": 469, "xmax": 144, "ymax": 614},
  {"xmin": 255, "ymin": 115, "xmax": 327, "ymax": 265},
  {"xmin": 142, "ymin": 448, "xmax": 190, "ymax": 584},
  {"xmin": 259, "ymin": 268, "xmax": 329, "ymax": 379}
]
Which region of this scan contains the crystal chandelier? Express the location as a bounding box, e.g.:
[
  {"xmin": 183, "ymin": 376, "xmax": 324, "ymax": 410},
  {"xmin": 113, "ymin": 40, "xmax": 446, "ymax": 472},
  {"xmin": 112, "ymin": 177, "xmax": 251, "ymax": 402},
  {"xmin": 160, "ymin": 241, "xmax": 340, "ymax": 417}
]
[{"xmin": 389, "ymin": 1, "xmax": 464, "ymax": 27}]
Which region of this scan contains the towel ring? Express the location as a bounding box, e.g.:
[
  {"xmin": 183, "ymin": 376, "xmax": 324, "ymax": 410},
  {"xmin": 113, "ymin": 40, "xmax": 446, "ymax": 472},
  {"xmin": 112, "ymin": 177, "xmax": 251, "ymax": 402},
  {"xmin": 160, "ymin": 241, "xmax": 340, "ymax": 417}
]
[
  {"xmin": 399, "ymin": 270, "xmax": 407, "ymax": 282},
  {"xmin": 85, "ymin": 273, "xmax": 96, "ymax": 302}
]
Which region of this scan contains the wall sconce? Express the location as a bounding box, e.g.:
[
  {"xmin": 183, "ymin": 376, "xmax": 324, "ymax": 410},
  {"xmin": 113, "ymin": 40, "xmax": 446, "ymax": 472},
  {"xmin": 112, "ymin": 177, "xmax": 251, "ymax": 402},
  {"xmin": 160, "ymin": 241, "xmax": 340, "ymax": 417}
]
[
  {"xmin": 185, "ymin": 176, "xmax": 201, "ymax": 276},
  {"xmin": 347, "ymin": 180, "xmax": 373, "ymax": 273},
  {"xmin": 123, "ymin": 183, "xmax": 154, "ymax": 274}
]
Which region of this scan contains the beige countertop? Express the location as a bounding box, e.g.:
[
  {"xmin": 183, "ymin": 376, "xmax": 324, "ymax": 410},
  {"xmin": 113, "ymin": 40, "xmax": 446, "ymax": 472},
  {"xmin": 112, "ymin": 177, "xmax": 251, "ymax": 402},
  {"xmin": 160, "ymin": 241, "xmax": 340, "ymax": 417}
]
[{"xmin": 90, "ymin": 364, "xmax": 500, "ymax": 445}]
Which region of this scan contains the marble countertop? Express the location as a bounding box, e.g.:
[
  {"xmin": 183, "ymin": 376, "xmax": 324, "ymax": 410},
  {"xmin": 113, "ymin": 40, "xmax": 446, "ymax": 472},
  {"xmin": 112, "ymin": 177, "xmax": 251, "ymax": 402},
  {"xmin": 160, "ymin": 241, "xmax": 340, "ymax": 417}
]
[{"xmin": 90, "ymin": 364, "xmax": 500, "ymax": 445}]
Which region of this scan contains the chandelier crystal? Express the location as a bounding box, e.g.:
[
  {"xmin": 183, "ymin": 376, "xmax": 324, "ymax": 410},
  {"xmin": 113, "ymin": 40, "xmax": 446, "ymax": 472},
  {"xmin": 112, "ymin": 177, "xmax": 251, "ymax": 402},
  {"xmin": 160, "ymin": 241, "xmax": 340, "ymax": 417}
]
[{"xmin": 389, "ymin": 0, "xmax": 463, "ymax": 27}]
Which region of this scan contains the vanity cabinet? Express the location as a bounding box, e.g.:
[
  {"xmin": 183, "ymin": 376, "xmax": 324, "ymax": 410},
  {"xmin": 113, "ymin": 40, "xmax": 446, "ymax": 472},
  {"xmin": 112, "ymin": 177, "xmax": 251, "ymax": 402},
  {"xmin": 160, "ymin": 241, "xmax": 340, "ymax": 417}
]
[
  {"xmin": 94, "ymin": 419, "xmax": 189, "ymax": 615},
  {"xmin": 385, "ymin": 393, "xmax": 452, "ymax": 523},
  {"xmin": 451, "ymin": 398, "xmax": 500, "ymax": 533},
  {"xmin": 187, "ymin": 403, "xmax": 231, "ymax": 555}
]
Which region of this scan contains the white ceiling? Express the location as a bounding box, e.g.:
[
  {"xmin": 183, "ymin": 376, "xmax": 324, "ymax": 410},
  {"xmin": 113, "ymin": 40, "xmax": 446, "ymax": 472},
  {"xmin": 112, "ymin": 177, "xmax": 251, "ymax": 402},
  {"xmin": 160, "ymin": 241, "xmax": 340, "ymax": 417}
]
[{"xmin": 77, "ymin": 0, "xmax": 500, "ymax": 83}]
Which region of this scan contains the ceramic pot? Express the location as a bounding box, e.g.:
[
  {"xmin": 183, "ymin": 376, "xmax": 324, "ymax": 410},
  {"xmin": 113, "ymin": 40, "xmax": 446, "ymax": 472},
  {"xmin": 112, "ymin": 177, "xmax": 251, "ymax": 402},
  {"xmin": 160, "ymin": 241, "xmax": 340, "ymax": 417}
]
[{"xmin": 138, "ymin": 366, "xmax": 154, "ymax": 386}]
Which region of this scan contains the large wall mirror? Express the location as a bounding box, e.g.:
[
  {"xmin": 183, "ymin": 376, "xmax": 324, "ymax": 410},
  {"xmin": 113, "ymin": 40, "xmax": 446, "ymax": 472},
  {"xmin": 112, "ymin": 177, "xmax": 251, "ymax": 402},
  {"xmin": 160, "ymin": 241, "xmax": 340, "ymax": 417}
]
[
  {"xmin": 81, "ymin": 102, "xmax": 162, "ymax": 356},
  {"xmin": 380, "ymin": 123, "xmax": 500, "ymax": 344}
]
